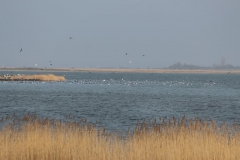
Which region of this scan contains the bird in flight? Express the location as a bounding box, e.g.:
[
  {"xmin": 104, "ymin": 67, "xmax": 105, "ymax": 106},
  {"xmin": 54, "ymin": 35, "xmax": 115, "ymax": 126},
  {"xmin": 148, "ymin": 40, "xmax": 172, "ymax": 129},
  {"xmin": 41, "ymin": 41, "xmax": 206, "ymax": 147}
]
[
  {"xmin": 70, "ymin": 37, "xmax": 73, "ymax": 39},
  {"xmin": 20, "ymin": 48, "xmax": 22, "ymax": 52},
  {"xmin": 142, "ymin": 55, "xmax": 145, "ymax": 56}
]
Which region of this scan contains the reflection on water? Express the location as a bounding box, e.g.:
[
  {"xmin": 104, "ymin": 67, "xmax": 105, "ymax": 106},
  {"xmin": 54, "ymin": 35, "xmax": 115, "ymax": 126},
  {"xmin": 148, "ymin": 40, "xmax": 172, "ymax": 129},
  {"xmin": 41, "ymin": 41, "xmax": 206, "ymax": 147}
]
[{"xmin": 0, "ymin": 71, "xmax": 240, "ymax": 131}]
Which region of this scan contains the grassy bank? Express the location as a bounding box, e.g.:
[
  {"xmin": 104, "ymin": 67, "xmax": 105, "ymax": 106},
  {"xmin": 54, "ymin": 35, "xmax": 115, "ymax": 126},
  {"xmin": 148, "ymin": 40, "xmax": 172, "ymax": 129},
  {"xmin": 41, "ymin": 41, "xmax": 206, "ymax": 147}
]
[
  {"xmin": 0, "ymin": 74, "xmax": 65, "ymax": 81},
  {"xmin": 0, "ymin": 115, "xmax": 240, "ymax": 160}
]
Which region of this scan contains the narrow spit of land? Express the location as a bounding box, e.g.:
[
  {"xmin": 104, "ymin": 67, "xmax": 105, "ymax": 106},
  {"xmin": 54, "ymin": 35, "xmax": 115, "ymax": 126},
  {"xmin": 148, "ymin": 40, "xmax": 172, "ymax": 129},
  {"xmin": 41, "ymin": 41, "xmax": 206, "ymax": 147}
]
[
  {"xmin": 0, "ymin": 74, "xmax": 65, "ymax": 81},
  {"xmin": 1, "ymin": 67, "xmax": 240, "ymax": 74}
]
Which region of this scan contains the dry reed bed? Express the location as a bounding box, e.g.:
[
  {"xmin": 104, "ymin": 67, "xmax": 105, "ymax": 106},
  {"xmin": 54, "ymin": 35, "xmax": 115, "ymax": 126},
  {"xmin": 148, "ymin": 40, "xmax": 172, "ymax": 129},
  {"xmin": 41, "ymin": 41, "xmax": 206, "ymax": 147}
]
[
  {"xmin": 0, "ymin": 74, "xmax": 65, "ymax": 81},
  {"xmin": 0, "ymin": 115, "xmax": 240, "ymax": 160}
]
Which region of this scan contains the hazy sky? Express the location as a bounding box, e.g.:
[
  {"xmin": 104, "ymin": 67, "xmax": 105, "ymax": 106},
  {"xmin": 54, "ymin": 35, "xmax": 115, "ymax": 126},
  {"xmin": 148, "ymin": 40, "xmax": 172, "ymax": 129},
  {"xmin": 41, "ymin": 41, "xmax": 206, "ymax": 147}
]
[{"xmin": 0, "ymin": 0, "xmax": 239, "ymax": 68}]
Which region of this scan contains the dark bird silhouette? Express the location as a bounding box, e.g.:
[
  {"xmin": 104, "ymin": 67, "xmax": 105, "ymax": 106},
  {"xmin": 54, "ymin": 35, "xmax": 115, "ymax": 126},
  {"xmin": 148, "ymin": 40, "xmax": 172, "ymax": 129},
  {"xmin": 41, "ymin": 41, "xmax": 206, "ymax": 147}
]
[
  {"xmin": 20, "ymin": 48, "xmax": 22, "ymax": 52},
  {"xmin": 142, "ymin": 55, "xmax": 145, "ymax": 56},
  {"xmin": 126, "ymin": 53, "xmax": 127, "ymax": 55},
  {"xmin": 70, "ymin": 37, "xmax": 73, "ymax": 39},
  {"xmin": 50, "ymin": 64, "xmax": 52, "ymax": 66}
]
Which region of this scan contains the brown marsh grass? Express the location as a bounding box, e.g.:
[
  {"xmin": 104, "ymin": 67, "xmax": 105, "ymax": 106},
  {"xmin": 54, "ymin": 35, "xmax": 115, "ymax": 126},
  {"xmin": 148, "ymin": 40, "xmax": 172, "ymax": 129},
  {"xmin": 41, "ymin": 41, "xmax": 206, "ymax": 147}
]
[
  {"xmin": 0, "ymin": 115, "xmax": 240, "ymax": 160},
  {"xmin": 4, "ymin": 74, "xmax": 65, "ymax": 81}
]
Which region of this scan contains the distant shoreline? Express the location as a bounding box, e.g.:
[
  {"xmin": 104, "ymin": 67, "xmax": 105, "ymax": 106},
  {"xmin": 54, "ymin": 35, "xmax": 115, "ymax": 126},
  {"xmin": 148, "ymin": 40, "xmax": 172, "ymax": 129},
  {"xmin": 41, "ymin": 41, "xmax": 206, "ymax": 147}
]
[{"xmin": 0, "ymin": 67, "xmax": 239, "ymax": 74}]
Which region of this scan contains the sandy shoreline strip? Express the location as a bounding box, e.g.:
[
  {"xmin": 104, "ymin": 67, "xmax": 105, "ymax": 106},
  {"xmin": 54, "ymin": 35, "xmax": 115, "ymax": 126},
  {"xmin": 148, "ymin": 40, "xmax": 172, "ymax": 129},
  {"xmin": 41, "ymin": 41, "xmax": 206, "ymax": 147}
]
[{"xmin": 0, "ymin": 67, "xmax": 240, "ymax": 74}]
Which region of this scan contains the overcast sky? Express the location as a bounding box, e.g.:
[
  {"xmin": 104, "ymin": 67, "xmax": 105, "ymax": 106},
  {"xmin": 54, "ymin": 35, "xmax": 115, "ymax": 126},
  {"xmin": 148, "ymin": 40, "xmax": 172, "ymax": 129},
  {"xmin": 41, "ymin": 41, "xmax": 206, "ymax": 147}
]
[{"xmin": 0, "ymin": 0, "xmax": 239, "ymax": 68}]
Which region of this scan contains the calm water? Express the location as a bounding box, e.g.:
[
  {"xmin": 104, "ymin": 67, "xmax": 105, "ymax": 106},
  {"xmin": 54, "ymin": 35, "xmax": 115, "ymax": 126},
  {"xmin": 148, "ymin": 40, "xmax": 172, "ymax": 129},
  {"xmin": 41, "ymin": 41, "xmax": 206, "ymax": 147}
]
[{"xmin": 1, "ymin": 70, "xmax": 240, "ymax": 131}]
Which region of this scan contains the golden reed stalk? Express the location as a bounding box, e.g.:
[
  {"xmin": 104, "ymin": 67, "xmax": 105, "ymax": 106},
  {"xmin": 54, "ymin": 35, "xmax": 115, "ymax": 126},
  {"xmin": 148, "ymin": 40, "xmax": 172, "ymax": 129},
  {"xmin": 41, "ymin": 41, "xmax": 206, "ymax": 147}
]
[{"xmin": 0, "ymin": 115, "xmax": 240, "ymax": 160}]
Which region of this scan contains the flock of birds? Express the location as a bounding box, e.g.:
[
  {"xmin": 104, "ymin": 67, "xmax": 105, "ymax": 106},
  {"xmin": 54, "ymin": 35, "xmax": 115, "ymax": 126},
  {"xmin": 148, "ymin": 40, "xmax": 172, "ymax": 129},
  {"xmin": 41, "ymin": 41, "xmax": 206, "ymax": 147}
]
[
  {"xmin": 19, "ymin": 37, "xmax": 75, "ymax": 68},
  {"xmin": 19, "ymin": 36, "xmax": 147, "ymax": 68},
  {"xmin": 0, "ymin": 77, "xmax": 227, "ymax": 88},
  {"xmin": 20, "ymin": 48, "xmax": 53, "ymax": 67}
]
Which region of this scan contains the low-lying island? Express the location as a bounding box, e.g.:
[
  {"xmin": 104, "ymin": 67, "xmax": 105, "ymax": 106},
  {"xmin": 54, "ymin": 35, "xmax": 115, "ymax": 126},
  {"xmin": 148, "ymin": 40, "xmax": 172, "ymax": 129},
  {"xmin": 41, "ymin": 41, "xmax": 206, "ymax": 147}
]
[{"xmin": 0, "ymin": 74, "xmax": 65, "ymax": 81}]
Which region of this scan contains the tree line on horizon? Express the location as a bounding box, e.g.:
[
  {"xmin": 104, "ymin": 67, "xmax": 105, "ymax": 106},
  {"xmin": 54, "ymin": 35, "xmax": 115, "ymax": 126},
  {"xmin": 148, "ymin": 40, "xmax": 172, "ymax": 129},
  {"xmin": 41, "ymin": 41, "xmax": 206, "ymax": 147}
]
[{"xmin": 168, "ymin": 62, "xmax": 240, "ymax": 70}]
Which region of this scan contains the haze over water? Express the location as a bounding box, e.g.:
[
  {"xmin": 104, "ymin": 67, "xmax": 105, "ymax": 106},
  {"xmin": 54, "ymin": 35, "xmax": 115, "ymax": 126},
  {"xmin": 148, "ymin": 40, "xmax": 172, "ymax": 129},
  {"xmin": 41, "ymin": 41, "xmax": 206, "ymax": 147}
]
[{"xmin": 1, "ymin": 71, "xmax": 240, "ymax": 132}]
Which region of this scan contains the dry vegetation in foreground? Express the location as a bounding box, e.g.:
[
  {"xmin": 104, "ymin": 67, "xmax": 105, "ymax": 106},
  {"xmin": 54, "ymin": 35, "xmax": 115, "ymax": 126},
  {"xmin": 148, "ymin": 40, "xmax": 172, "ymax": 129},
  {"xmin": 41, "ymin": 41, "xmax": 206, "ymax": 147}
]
[
  {"xmin": 0, "ymin": 74, "xmax": 65, "ymax": 81},
  {"xmin": 0, "ymin": 115, "xmax": 240, "ymax": 160}
]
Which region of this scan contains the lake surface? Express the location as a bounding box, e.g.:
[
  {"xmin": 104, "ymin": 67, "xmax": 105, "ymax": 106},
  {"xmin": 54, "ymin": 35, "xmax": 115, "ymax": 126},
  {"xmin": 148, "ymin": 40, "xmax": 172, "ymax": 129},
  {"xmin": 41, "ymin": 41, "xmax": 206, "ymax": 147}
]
[{"xmin": 0, "ymin": 70, "xmax": 240, "ymax": 131}]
